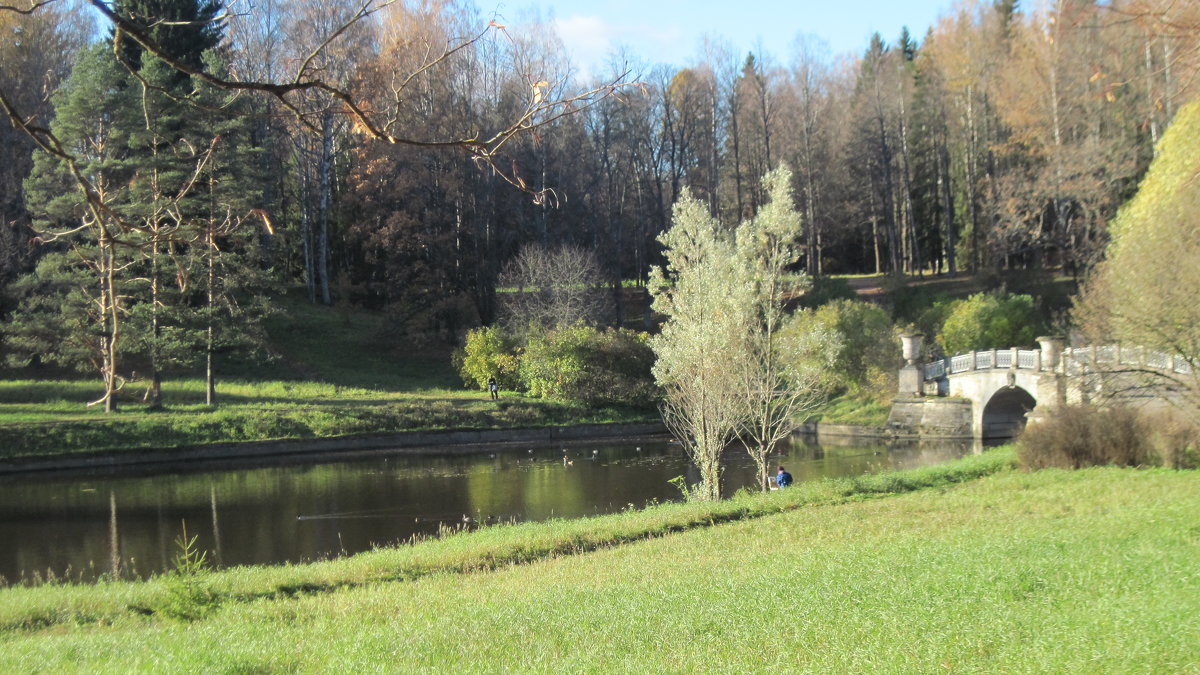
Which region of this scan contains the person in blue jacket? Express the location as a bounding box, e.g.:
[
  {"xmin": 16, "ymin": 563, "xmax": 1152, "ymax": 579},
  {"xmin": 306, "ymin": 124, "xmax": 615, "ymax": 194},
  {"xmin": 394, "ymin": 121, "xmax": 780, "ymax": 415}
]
[{"xmin": 775, "ymin": 466, "xmax": 793, "ymax": 489}]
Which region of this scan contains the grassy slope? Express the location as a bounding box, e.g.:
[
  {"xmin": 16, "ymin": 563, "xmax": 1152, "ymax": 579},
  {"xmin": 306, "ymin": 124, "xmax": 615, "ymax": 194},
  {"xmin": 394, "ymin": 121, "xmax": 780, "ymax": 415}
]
[
  {"xmin": 2, "ymin": 453, "xmax": 1197, "ymax": 672},
  {"xmin": 803, "ymin": 393, "xmax": 892, "ymax": 426},
  {"xmin": 0, "ymin": 296, "xmax": 654, "ymax": 458}
]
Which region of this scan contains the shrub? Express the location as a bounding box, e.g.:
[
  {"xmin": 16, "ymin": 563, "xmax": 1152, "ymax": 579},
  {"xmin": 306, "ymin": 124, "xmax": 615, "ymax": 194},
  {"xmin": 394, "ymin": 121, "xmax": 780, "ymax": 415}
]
[
  {"xmin": 1017, "ymin": 405, "xmax": 1153, "ymax": 470},
  {"xmin": 911, "ymin": 297, "xmax": 958, "ymax": 355},
  {"xmin": 520, "ymin": 325, "xmax": 657, "ymax": 407},
  {"xmin": 803, "ymin": 299, "xmax": 898, "ymax": 401},
  {"xmin": 938, "ymin": 292, "xmax": 1042, "ymax": 355},
  {"xmin": 453, "ymin": 326, "xmax": 521, "ymax": 391},
  {"xmin": 886, "ymin": 279, "xmax": 943, "ymax": 324},
  {"xmin": 1146, "ymin": 409, "xmax": 1200, "ymax": 470}
]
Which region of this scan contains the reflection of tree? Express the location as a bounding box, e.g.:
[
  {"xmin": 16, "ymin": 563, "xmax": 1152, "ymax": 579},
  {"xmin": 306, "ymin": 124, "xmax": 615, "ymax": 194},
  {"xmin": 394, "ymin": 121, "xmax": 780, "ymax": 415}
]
[
  {"xmin": 518, "ymin": 462, "xmax": 588, "ymax": 521},
  {"xmin": 0, "ymin": 439, "xmax": 982, "ymax": 581}
]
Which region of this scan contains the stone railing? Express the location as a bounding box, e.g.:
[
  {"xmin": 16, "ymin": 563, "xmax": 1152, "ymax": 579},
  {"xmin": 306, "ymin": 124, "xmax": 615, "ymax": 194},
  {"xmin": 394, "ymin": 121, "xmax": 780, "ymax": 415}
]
[
  {"xmin": 918, "ymin": 342, "xmax": 1193, "ymax": 383},
  {"xmin": 923, "ymin": 348, "xmax": 1044, "ymax": 382},
  {"xmin": 900, "ymin": 335, "xmax": 1066, "ymax": 397},
  {"xmin": 1061, "ymin": 346, "xmax": 1193, "ymax": 376}
]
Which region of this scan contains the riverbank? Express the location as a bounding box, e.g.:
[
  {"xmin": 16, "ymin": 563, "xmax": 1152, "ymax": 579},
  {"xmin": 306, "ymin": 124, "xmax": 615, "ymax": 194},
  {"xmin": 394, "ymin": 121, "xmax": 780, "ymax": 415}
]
[
  {"xmin": 0, "ymin": 449, "xmax": 1014, "ymax": 628},
  {"xmin": 0, "ymin": 376, "xmax": 660, "ymax": 463},
  {"xmin": 0, "ymin": 292, "xmax": 899, "ymax": 468},
  {"xmin": 0, "ymin": 377, "xmax": 895, "ymax": 473},
  {"xmin": 0, "ymin": 420, "xmax": 669, "ymax": 474},
  {"xmin": 3, "ymin": 447, "xmax": 1197, "ymax": 671},
  {"xmin": 0, "ymin": 415, "xmax": 923, "ymax": 475},
  {"xmin": 0, "ymin": 294, "xmax": 661, "ymax": 465}
]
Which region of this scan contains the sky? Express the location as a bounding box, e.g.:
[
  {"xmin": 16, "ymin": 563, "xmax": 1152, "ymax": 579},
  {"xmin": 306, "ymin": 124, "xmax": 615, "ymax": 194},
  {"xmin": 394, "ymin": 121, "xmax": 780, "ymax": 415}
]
[{"xmin": 511, "ymin": 0, "xmax": 957, "ymax": 78}]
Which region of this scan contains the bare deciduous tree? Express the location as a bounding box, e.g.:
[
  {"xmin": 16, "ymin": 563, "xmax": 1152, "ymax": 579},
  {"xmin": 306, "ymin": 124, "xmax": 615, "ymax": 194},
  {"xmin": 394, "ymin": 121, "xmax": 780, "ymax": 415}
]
[
  {"xmin": 498, "ymin": 243, "xmax": 608, "ymax": 340},
  {"xmin": 0, "ymin": 0, "xmax": 634, "ymax": 252}
]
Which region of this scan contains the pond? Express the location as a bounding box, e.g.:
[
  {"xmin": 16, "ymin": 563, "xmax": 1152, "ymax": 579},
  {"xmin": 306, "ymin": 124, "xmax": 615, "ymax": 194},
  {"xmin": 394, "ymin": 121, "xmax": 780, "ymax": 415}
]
[{"xmin": 0, "ymin": 434, "xmax": 982, "ymax": 583}]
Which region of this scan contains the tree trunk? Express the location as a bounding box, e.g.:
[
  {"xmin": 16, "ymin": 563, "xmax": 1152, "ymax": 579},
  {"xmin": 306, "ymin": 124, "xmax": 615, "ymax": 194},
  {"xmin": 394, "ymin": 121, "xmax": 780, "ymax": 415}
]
[
  {"xmin": 206, "ymin": 225, "xmax": 217, "ymax": 407},
  {"xmin": 896, "ymin": 81, "xmax": 921, "ymax": 275},
  {"xmin": 938, "ymin": 133, "xmax": 957, "ymax": 275},
  {"xmin": 147, "ymin": 238, "xmax": 163, "ymax": 408},
  {"xmin": 317, "ymin": 112, "xmax": 334, "ymax": 306},
  {"xmin": 297, "ymin": 147, "xmax": 315, "ymax": 303},
  {"xmin": 101, "ymin": 227, "xmax": 119, "ymax": 413}
]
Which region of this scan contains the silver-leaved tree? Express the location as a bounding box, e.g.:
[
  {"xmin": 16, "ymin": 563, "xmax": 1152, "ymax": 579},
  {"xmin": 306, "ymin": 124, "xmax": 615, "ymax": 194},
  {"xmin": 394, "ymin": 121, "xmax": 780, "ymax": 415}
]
[{"xmin": 652, "ymin": 167, "xmax": 835, "ymax": 500}]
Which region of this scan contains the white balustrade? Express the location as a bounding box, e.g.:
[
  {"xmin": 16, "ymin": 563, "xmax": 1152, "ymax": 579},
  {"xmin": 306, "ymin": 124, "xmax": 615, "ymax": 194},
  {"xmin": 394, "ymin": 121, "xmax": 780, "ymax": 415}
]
[
  {"xmin": 976, "ymin": 351, "xmax": 994, "ymax": 369},
  {"xmin": 924, "ymin": 361, "xmax": 946, "ymax": 380},
  {"xmin": 921, "ymin": 344, "xmax": 1190, "ymax": 382},
  {"xmin": 996, "ymin": 350, "xmax": 1013, "ymax": 369}
]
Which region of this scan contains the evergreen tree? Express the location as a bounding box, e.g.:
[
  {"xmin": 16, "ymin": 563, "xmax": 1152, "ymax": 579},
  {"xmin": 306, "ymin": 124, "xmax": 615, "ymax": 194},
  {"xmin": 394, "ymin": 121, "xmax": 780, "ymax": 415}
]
[
  {"xmin": 183, "ymin": 50, "xmax": 275, "ymax": 406},
  {"xmin": 8, "ymin": 45, "xmax": 143, "ymax": 410},
  {"xmin": 13, "ymin": 0, "xmax": 274, "ymax": 410},
  {"xmin": 112, "ymin": 0, "xmax": 223, "ymax": 78}
]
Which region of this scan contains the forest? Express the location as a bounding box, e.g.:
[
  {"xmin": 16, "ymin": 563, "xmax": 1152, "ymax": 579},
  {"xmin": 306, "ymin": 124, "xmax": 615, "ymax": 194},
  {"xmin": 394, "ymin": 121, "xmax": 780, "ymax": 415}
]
[{"xmin": 1, "ymin": 0, "xmax": 1198, "ymax": 411}]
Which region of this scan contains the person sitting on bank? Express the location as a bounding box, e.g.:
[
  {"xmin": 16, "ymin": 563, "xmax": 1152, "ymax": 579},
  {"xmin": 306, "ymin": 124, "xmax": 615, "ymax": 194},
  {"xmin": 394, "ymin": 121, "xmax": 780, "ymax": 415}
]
[{"xmin": 775, "ymin": 466, "xmax": 793, "ymax": 489}]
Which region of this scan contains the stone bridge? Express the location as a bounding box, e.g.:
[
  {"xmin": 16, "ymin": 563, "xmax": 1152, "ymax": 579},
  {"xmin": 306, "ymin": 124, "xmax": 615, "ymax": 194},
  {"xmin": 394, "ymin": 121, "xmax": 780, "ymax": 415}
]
[{"xmin": 887, "ymin": 335, "xmax": 1192, "ymax": 439}]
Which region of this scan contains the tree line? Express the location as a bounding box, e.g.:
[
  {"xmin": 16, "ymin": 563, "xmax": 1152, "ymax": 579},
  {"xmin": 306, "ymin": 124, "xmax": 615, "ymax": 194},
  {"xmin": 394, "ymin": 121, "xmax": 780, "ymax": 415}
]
[{"xmin": 1, "ymin": 0, "xmax": 1198, "ymax": 408}]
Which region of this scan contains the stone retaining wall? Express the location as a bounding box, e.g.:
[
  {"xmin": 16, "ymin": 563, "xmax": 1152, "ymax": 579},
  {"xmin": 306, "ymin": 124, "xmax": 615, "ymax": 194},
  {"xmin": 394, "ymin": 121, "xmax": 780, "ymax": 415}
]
[{"xmin": 885, "ymin": 397, "xmax": 973, "ymax": 438}]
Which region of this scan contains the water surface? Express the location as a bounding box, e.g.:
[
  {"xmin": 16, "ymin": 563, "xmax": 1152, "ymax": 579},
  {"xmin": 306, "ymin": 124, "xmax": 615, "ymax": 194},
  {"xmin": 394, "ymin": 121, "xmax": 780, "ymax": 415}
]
[{"xmin": 0, "ymin": 435, "xmax": 979, "ymax": 582}]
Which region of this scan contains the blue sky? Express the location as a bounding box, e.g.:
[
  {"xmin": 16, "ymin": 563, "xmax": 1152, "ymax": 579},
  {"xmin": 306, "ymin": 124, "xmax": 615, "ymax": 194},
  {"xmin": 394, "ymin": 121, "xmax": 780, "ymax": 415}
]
[{"xmin": 509, "ymin": 0, "xmax": 955, "ymax": 76}]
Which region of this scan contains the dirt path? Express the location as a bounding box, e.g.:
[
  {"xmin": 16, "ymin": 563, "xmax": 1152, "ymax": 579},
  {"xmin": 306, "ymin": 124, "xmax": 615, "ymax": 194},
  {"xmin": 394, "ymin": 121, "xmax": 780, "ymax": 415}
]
[{"xmin": 845, "ymin": 276, "xmax": 886, "ymax": 299}]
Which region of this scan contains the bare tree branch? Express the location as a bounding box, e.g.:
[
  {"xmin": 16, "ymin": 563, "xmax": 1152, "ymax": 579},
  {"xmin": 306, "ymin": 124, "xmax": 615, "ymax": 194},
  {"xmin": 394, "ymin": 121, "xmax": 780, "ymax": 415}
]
[
  {"xmin": 81, "ymin": 0, "xmax": 634, "ymax": 202},
  {"xmin": 0, "ymin": 0, "xmax": 54, "ymax": 15}
]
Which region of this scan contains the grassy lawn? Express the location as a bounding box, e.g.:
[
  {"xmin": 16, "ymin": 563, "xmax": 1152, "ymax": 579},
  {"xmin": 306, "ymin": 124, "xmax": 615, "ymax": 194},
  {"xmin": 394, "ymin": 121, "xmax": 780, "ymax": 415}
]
[
  {"xmin": 1, "ymin": 449, "xmax": 1196, "ymax": 671},
  {"xmin": 804, "ymin": 393, "xmax": 892, "ymax": 426},
  {"xmin": 0, "ymin": 296, "xmax": 654, "ymax": 459}
]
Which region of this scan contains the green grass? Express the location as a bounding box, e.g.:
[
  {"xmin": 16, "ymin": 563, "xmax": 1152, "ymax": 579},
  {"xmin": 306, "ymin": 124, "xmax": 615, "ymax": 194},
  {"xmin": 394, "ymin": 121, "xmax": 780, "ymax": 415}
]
[
  {"xmin": 0, "ymin": 295, "xmax": 655, "ymax": 459},
  {"xmin": 805, "ymin": 393, "xmax": 892, "ymax": 426},
  {"xmin": 0, "ymin": 395, "xmax": 652, "ymax": 459},
  {"xmin": 2, "ymin": 450, "xmax": 1198, "ymax": 671}
]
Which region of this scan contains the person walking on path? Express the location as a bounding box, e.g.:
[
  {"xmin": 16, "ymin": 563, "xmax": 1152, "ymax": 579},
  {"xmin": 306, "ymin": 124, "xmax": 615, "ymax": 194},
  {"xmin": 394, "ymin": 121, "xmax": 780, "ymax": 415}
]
[
  {"xmin": 775, "ymin": 466, "xmax": 793, "ymax": 489},
  {"xmin": 488, "ymin": 377, "xmax": 499, "ymax": 401}
]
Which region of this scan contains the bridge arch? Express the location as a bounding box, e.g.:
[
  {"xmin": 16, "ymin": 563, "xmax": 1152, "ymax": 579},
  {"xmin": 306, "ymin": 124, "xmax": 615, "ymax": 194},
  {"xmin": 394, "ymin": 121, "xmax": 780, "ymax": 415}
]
[
  {"xmin": 981, "ymin": 386, "xmax": 1037, "ymax": 439},
  {"xmin": 895, "ymin": 335, "xmax": 1188, "ymax": 439},
  {"xmin": 894, "ymin": 335, "xmax": 1066, "ymax": 439}
]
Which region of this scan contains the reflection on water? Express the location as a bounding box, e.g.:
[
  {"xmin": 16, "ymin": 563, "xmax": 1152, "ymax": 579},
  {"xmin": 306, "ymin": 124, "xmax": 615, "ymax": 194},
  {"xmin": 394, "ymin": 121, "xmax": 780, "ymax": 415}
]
[{"xmin": 0, "ymin": 434, "xmax": 981, "ymax": 583}]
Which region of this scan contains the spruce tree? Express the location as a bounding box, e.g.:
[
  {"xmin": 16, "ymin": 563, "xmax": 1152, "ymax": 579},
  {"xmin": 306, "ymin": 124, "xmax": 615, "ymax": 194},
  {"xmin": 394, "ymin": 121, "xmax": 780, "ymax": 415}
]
[
  {"xmin": 14, "ymin": 0, "xmax": 274, "ymax": 410},
  {"xmin": 112, "ymin": 0, "xmax": 223, "ymax": 78},
  {"xmin": 9, "ymin": 45, "xmax": 143, "ymax": 410}
]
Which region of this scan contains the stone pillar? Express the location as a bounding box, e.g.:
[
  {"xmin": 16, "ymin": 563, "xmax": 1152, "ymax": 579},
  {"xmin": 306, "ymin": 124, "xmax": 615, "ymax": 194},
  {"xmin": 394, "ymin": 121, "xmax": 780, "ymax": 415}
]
[
  {"xmin": 1036, "ymin": 336, "xmax": 1067, "ymax": 410},
  {"xmin": 899, "ymin": 333, "xmax": 924, "ymax": 396}
]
